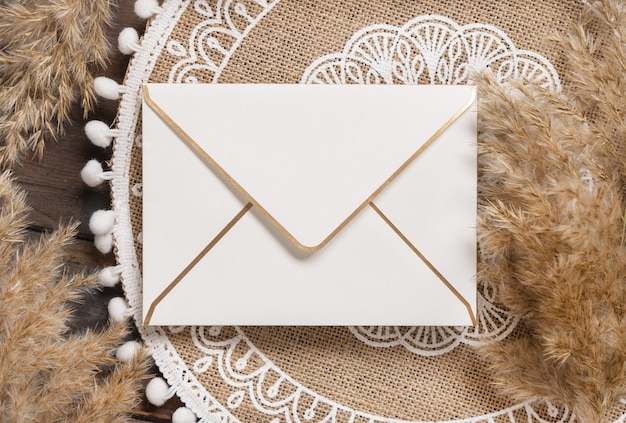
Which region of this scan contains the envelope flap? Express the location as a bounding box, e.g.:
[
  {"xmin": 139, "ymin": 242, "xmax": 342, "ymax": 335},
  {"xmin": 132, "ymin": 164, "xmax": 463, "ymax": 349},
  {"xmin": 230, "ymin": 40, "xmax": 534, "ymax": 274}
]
[{"xmin": 143, "ymin": 84, "xmax": 475, "ymax": 250}]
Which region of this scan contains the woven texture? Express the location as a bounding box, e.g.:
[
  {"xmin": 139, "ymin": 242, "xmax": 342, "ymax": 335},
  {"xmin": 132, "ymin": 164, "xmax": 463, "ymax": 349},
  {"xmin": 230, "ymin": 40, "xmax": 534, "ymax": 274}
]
[{"xmin": 112, "ymin": 0, "xmax": 626, "ymax": 421}]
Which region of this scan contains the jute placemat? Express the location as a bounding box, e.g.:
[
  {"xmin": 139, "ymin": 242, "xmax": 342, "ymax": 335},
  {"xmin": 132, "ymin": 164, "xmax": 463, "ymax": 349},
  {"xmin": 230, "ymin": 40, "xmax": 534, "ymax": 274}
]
[{"xmin": 112, "ymin": 0, "xmax": 626, "ymax": 421}]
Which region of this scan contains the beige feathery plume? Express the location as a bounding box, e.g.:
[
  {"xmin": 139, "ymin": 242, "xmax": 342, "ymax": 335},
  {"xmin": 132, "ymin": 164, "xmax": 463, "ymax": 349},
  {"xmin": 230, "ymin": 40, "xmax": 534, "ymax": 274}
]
[
  {"xmin": 0, "ymin": 0, "xmax": 116, "ymax": 166},
  {"xmin": 476, "ymin": 1, "xmax": 626, "ymax": 420},
  {"xmin": 0, "ymin": 171, "xmax": 151, "ymax": 421}
]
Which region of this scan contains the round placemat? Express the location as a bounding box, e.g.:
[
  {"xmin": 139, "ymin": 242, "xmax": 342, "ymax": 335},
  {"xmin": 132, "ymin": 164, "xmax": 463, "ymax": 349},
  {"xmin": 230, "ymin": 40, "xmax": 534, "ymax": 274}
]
[{"xmin": 111, "ymin": 1, "xmax": 626, "ymax": 421}]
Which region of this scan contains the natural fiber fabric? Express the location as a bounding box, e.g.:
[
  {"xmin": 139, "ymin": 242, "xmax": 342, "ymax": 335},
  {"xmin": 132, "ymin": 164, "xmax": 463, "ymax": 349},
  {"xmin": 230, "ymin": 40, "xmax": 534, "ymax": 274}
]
[
  {"xmin": 221, "ymin": 0, "xmax": 580, "ymax": 85},
  {"xmin": 113, "ymin": 0, "xmax": 625, "ymax": 421}
]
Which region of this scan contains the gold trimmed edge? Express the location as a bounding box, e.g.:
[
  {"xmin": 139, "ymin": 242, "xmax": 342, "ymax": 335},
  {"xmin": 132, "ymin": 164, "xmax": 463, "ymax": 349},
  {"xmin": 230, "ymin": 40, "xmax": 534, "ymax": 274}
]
[
  {"xmin": 142, "ymin": 84, "xmax": 476, "ymax": 253},
  {"xmin": 369, "ymin": 202, "xmax": 477, "ymax": 326},
  {"xmin": 144, "ymin": 202, "xmax": 253, "ymax": 325}
]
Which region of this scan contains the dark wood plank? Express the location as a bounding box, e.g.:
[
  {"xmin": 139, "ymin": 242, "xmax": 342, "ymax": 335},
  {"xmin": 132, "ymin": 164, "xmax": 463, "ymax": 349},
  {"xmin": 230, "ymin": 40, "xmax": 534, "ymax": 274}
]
[
  {"xmin": 13, "ymin": 126, "xmax": 113, "ymax": 240},
  {"xmin": 133, "ymin": 397, "xmax": 185, "ymax": 423}
]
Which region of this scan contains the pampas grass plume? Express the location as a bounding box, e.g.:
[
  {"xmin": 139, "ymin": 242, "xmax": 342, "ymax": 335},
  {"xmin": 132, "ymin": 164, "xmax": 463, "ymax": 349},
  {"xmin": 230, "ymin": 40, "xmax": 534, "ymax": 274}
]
[
  {"xmin": 0, "ymin": 171, "xmax": 151, "ymax": 421},
  {"xmin": 476, "ymin": 1, "xmax": 626, "ymax": 420},
  {"xmin": 0, "ymin": 0, "xmax": 116, "ymax": 166}
]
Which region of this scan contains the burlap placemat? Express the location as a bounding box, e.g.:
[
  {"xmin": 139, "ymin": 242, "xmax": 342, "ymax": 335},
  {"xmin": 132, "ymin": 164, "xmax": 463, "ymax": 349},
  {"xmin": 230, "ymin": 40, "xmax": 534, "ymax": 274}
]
[{"xmin": 114, "ymin": 0, "xmax": 625, "ymax": 421}]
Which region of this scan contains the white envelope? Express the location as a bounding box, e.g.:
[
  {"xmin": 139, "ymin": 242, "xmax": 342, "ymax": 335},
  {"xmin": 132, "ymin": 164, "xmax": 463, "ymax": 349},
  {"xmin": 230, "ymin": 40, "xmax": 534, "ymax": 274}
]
[{"xmin": 141, "ymin": 84, "xmax": 477, "ymax": 326}]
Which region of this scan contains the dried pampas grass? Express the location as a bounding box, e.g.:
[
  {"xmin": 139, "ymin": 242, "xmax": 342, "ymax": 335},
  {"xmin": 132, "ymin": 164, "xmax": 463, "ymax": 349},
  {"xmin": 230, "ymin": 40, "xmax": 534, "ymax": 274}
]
[
  {"xmin": 477, "ymin": 0, "xmax": 626, "ymax": 420},
  {"xmin": 0, "ymin": 171, "xmax": 150, "ymax": 421},
  {"xmin": 0, "ymin": 0, "xmax": 116, "ymax": 166}
]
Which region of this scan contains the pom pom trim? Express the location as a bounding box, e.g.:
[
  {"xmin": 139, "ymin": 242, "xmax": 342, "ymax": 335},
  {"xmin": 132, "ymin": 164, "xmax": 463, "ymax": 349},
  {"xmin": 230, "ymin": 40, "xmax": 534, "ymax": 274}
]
[{"xmin": 118, "ymin": 27, "xmax": 141, "ymax": 55}]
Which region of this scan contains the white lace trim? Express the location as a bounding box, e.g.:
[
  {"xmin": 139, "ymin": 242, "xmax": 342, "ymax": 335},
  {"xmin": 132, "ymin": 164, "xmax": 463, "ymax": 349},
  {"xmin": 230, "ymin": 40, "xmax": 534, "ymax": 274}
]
[
  {"xmin": 166, "ymin": 0, "xmax": 279, "ymax": 83},
  {"xmin": 301, "ymin": 15, "xmax": 561, "ymax": 89},
  {"xmin": 182, "ymin": 325, "xmax": 579, "ymax": 423},
  {"xmin": 349, "ymin": 280, "xmax": 518, "ymax": 356},
  {"xmin": 111, "ymin": 2, "xmax": 626, "ymax": 421},
  {"xmin": 112, "ymin": 0, "xmax": 236, "ymax": 421}
]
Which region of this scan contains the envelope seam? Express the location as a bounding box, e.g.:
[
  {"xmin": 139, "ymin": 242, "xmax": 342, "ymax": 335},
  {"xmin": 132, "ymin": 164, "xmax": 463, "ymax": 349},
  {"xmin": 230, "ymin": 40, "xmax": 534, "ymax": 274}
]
[
  {"xmin": 369, "ymin": 201, "xmax": 477, "ymax": 325},
  {"xmin": 144, "ymin": 202, "xmax": 253, "ymax": 325}
]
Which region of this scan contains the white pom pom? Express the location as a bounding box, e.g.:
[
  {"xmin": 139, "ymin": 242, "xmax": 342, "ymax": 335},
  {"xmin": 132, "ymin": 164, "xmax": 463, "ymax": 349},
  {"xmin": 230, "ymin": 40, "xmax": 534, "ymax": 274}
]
[
  {"xmin": 89, "ymin": 210, "xmax": 116, "ymax": 235},
  {"xmin": 98, "ymin": 265, "xmax": 122, "ymax": 287},
  {"xmin": 145, "ymin": 377, "xmax": 173, "ymax": 407},
  {"xmin": 118, "ymin": 27, "xmax": 140, "ymax": 55},
  {"xmin": 94, "ymin": 233, "xmax": 114, "ymax": 254},
  {"xmin": 135, "ymin": 0, "xmax": 162, "ymax": 19},
  {"xmin": 172, "ymin": 406, "xmax": 197, "ymax": 423},
  {"xmin": 94, "ymin": 76, "xmax": 124, "ymax": 100},
  {"xmin": 81, "ymin": 159, "xmax": 105, "ymax": 187},
  {"xmin": 85, "ymin": 120, "xmax": 114, "ymax": 148},
  {"xmin": 108, "ymin": 297, "xmax": 129, "ymax": 322},
  {"xmin": 116, "ymin": 340, "xmax": 142, "ymax": 362}
]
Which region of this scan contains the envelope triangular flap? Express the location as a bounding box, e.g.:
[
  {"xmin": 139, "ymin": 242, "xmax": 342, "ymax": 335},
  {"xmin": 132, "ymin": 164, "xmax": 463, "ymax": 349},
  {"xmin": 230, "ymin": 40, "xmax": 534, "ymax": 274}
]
[{"xmin": 144, "ymin": 84, "xmax": 474, "ymax": 250}]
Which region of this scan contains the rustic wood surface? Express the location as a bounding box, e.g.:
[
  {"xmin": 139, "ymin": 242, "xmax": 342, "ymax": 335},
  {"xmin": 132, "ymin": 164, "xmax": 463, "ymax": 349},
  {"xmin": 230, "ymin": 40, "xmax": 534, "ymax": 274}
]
[{"xmin": 11, "ymin": 2, "xmax": 183, "ymax": 421}]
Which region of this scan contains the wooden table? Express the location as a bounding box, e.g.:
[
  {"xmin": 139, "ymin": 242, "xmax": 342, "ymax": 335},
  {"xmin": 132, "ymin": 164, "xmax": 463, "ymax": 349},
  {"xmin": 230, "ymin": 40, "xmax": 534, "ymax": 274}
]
[{"xmin": 11, "ymin": 2, "xmax": 183, "ymax": 421}]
